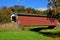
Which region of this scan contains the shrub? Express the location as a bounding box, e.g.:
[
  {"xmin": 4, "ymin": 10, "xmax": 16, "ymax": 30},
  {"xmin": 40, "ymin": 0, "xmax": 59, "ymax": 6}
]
[{"xmin": 0, "ymin": 13, "xmax": 11, "ymax": 23}]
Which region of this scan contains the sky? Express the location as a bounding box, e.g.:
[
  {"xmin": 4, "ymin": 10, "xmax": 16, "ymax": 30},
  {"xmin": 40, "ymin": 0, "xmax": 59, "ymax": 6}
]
[{"xmin": 0, "ymin": 0, "xmax": 48, "ymax": 10}]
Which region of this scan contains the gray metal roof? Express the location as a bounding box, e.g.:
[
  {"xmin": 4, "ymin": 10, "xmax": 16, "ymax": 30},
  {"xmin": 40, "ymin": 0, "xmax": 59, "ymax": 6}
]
[{"xmin": 17, "ymin": 13, "xmax": 47, "ymax": 17}]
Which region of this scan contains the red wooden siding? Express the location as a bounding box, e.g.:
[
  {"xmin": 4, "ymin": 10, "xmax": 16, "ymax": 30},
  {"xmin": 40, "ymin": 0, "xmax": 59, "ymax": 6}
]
[{"xmin": 18, "ymin": 16, "xmax": 57, "ymax": 26}]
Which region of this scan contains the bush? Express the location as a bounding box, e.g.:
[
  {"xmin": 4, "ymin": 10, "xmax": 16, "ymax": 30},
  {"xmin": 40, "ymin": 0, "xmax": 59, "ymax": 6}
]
[{"xmin": 0, "ymin": 13, "xmax": 11, "ymax": 23}]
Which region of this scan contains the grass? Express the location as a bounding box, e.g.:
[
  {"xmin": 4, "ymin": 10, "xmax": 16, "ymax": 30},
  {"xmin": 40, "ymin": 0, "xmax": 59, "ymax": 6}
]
[
  {"xmin": 24, "ymin": 26, "xmax": 49, "ymax": 32},
  {"xmin": 40, "ymin": 29, "xmax": 60, "ymax": 33},
  {"xmin": 39, "ymin": 29, "xmax": 60, "ymax": 39},
  {"xmin": 24, "ymin": 26, "xmax": 48, "ymax": 29},
  {"xmin": 0, "ymin": 30, "xmax": 50, "ymax": 40},
  {"xmin": 0, "ymin": 26, "xmax": 60, "ymax": 40}
]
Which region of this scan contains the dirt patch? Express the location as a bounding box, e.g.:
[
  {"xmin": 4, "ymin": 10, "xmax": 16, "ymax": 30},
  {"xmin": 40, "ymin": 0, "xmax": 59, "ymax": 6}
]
[
  {"xmin": 0, "ymin": 22, "xmax": 22, "ymax": 30},
  {"xmin": 51, "ymin": 37, "xmax": 60, "ymax": 40}
]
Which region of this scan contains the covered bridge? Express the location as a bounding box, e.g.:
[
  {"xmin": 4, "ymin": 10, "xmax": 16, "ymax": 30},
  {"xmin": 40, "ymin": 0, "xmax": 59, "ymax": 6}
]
[{"xmin": 11, "ymin": 13, "xmax": 58, "ymax": 28}]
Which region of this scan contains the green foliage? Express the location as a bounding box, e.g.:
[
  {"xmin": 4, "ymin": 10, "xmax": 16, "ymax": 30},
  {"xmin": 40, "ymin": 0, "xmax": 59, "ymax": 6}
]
[
  {"xmin": 32, "ymin": 9, "xmax": 37, "ymax": 14},
  {"xmin": 17, "ymin": 6, "xmax": 25, "ymax": 13},
  {"xmin": 55, "ymin": 14, "xmax": 60, "ymax": 22},
  {"xmin": 0, "ymin": 12, "xmax": 11, "ymax": 23}
]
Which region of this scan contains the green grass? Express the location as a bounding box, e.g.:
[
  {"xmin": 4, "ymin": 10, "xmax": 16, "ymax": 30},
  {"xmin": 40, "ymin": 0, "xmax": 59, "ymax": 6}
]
[
  {"xmin": 24, "ymin": 26, "xmax": 48, "ymax": 29},
  {"xmin": 40, "ymin": 29, "xmax": 60, "ymax": 33},
  {"xmin": 40, "ymin": 29, "xmax": 60, "ymax": 38},
  {"xmin": 0, "ymin": 26, "xmax": 60, "ymax": 40},
  {"xmin": 0, "ymin": 30, "xmax": 50, "ymax": 40}
]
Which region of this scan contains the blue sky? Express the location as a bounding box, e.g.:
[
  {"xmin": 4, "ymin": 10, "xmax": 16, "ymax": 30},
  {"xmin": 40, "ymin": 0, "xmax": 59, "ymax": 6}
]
[{"xmin": 0, "ymin": 0, "xmax": 48, "ymax": 9}]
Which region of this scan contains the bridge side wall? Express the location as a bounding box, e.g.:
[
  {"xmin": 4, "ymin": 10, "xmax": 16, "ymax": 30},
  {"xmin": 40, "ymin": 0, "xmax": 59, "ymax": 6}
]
[{"xmin": 18, "ymin": 15, "xmax": 58, "ymax": 27}]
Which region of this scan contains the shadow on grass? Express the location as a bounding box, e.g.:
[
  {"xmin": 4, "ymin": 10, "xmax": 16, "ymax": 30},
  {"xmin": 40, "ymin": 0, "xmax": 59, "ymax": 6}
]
[
  {"xmin": 30, "ymin": 27, "xmax": 52, "ymax": 32},
  {"xmin": 39, "ymin": 32, "xmax": 60, "ymax": 38},
  {"xmin": 29, "ymin": 26, "xmax": 55, "ymax": 32},
  {"xmin": 29, "ymin": 27, "xmax": 60, "ymax": 38}
]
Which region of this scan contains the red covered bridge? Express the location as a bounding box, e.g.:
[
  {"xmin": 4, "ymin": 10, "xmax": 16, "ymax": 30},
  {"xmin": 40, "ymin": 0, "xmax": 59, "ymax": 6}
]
[{"xmin": 17, "ymin": 14, "xmax": 58, "ymax": 28}]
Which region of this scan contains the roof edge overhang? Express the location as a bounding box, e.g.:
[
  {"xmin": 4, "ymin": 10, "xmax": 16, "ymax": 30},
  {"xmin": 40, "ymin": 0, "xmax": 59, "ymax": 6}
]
[{"xmin": 17, "ymin": 13, "xmax": 47, "ymax": 17}]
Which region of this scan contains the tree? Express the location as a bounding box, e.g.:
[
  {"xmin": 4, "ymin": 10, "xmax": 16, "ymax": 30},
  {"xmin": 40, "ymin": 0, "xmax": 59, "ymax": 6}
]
[
  {"xmin": 0, "ymin": 7, "xmax": 11, "ymax": 23},
  {"xmin": 25, "ymin": 8, "xmax": 32, "ymax": 14},
  {"xmin": 2, "ymin": 7, "xmax": 11, "ymax": 15},
  {"xmin": 17, "ymin": 6, "xmax": 25, "ymax": 13},
  {"xmin": 31, "ymin": 9, "xmax": 37, "ymax": 14},
  {"xmin": 47, "ymin": 0, "xmax": 60, "ymax": 18}
]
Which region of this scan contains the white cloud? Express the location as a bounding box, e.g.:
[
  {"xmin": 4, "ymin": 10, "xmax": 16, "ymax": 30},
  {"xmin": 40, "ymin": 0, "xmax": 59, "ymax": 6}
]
[{"xmin": 36, "ymin": 8, "xmax": 48, "ymax": 11}]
